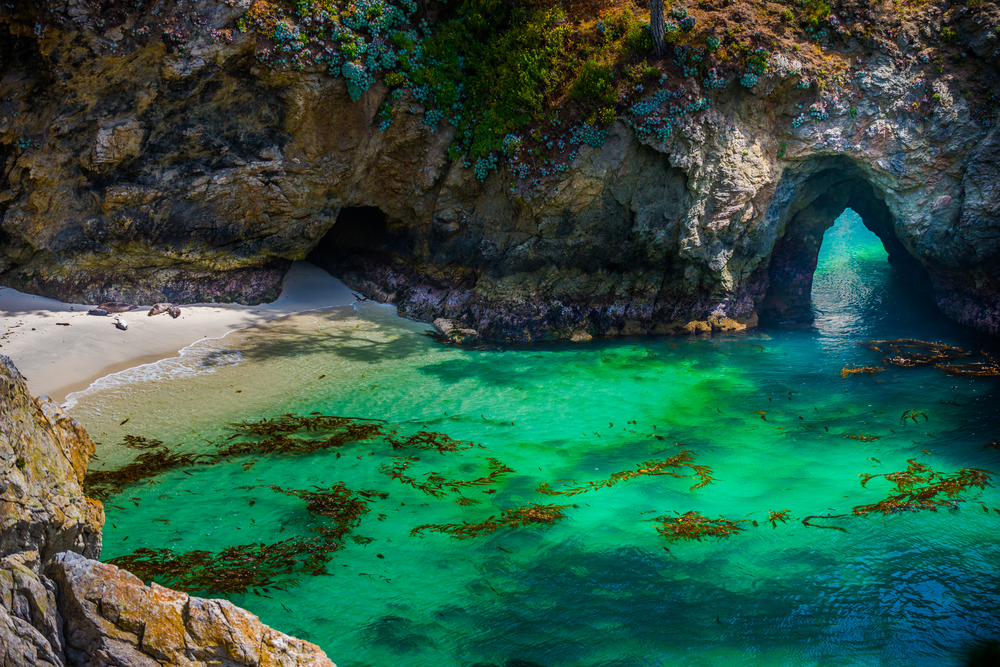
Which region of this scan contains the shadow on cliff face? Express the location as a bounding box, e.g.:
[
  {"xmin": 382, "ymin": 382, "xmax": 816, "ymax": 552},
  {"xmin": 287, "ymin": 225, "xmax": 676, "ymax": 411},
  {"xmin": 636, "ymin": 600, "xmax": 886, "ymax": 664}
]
[
  {"xmin": 307, "ymin": 206, "xmax": 423, "ymax": 303},
  {"xmin": 759, "ymin": 160, "xmax": 931, "ymax": 325}
]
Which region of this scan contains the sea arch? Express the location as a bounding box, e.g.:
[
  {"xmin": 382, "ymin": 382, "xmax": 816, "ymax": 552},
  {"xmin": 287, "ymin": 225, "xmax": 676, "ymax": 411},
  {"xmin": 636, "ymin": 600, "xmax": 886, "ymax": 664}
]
[{"xmin": 759, "ymin": 157, "xmax": 930, "ymax": 324}]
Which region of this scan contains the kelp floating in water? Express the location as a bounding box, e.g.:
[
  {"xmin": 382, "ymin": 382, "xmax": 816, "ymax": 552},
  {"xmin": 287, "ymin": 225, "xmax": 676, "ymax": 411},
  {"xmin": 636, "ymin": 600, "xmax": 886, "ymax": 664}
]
[
  {"xmin": 267, "ymin": 483, "xmax": 385, "ymax": 520},
  {"xmin": 535, "ymin": 451, "xmax": 715, "ymax": 496},
  {"xmin": 121, "ymin": 435, "xmax": 166, "ymax": 450},
  {"xmin": 901, "ymin": 409, "xmax": 928, "ymax": 424},
  {"xmin": 228, "ymin": 413, "xmax": 386, "ymax": 436},
  {"xmin": 750, "ymin": 510, "xmax": 794, "ymax": 529},
  {"xmin": 864, "ymin": 339, "xmax": 969, "ymax": 367},
  {"xmin": 107, "ymin": 481, "xmax": 375, "ymax": 595},
  {"xmin": 217, "ymin": 423, "xmax": 386, "ymax": 458},
  {"xmin": 841, "ymin": 365, "xmax": 885, "ymax": 378},
  {"xmin": 108, "ymin": 534, "xmax": 334, "ymax": 596},
  {"xmin": 859, "ymin": 339, "xmax": 1000, "ymax": 377},
  {"xmin": 935, "ymin": 352, "xmax": 1000, "ymax": 377},
  {"xmin": 765, "ymin": 510, "xmax": 793, "ymax": 528},
  {"xmin": 853, "ymin": 459, "xmax": 995, "ymax": 516},
  {"xmin": 385, "ymin": 430, "xmax": 479, "ymax": 453},
  {"xmin": 843, "ymin": 434, "xmax": 881, "ymax": 442},
  {"xmin": 84, "ymin": 448, "xmax": 207, "ymax": 501},
  {"xmin": 378, "ymin": 456, "xmax": 514, "ymax": 498},
  {"xmin": 653, "ymin": 511, "xmax": 745, "ymax": 543},
  {"xmin": 86, "ymin": 413, "xmax": 486, "ymax": 501},
  {"xmin": 410, "ymin": 503, "xmax": 574, "ymax": 539}
]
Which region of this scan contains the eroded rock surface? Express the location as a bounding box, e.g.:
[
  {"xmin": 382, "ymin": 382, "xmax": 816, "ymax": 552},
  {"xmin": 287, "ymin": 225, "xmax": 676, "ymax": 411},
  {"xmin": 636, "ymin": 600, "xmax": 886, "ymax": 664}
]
[
  {"xmin": 0, "ymin": 356, "xmax": 335, "ymax": 667},
  {"xmin": 1, "ymin": 2, "xmax": 1000, "ymax": 338},
  {"xmin": 49, "ymin": 552, "xmax": 332, "ymax": 667}
]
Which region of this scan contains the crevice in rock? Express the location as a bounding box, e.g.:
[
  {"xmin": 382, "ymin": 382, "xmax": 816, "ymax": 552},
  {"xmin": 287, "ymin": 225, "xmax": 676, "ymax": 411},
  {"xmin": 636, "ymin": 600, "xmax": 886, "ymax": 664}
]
[{"xmin": 760, "ymin": 162, "xmax": 932, "ymax": 324}]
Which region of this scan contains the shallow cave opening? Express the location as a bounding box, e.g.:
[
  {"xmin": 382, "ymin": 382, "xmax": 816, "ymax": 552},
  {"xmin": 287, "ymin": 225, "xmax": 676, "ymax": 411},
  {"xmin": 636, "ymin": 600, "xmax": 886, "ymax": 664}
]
[
  {"xmin": 760, "ymin": 169, "xmax": 931, "ymax": 324},
  {"xmin": 306, "ymin": 206, "xmax": 415, "ymax": 281}
]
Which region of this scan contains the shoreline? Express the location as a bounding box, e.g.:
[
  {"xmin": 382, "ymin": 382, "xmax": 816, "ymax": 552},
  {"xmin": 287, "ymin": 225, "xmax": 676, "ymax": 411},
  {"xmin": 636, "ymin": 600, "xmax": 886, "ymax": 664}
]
[{"xmin": 0, "ymin": 261, "xmax": 356, "ymax": 405}]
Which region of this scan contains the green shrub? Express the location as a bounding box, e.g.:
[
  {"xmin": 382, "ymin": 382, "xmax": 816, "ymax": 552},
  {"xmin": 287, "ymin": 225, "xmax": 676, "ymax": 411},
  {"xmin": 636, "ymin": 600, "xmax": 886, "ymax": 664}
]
[
  {"xmin": 941, "ymin": 27, "xmax": 958, "ymax": 42},
  {"xmin": 781, "ymin": 8, "xmax": 793, "ymax": 21},
  {"xmin": 391, "ymin": 32, "xmax": 415, "ymax": 52},
  {"xmin": 572, "ymin": 60, "xmax": 617, "ymax": 105},
  {"xmin": 626, "ymin": 22, "xmax": 653, "ymax": 52},
  {"xmin": 595, "ymin": 107, "xmax": 616, "ymax": 125},
  {"xmin": 341, "ymin": 40, "xmax": 359, "ymax": 59},
  {"xmin": 385, "ymin": 71, "xmax": 408, "ymax": 86}
]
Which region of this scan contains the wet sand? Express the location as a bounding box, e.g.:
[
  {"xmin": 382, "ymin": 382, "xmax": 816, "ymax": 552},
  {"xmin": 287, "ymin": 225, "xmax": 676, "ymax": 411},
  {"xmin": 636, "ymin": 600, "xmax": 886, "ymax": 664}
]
[{"xmin": 0, "ymin": 262, "xmax": 356, "ymax": 403}]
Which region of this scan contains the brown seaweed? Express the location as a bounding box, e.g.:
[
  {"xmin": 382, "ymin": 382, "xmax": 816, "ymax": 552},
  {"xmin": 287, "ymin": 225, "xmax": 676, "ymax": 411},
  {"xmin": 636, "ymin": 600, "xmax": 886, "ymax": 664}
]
[
  {"xmin": 840, "ymin": 365, "xmax": 886, "ymax": 378},
  {"xmin": 843, "ymin": 434, "xmax": 881, "ymax": 442},
  {"xmin": 107, "ymin": 481, "xmax": 375, "ymax": 595},
  {"xmin": 409, "ymin": 503, "xmax": 574, "ymax": 539},
  {"xmin": 384, "ymin": 430, "xmax": 479, "ymax": 453},
  {"xmin": 228, "ymin": 413, "xmax": 386, "ymax": 436},
  {"xmin": 859, "ymin": 339, "xmax": 1000, "ymax": 377},
  {"xmin": 765, "ymin": 510, "xmax": 793, "ymax": 528},
  {"xmin": 535, "ymin": 451, "xmax": 714, "ymax": 496},
  {"xmin": 801, "ymin": 514, "xmax": 850, "ymax": 532},
  {"xmin": 216, "ymin": 422, "xmax": 386, "ymax": 458},
  {"xmin": 378, "ymin": 456, "xmax": 514, "ymax": 498},
  {"xmin": 84, "ymin": 448, "xmax": 208, "ymax": 500},
  {"xmin": 121, "ymin": 435, "xmax": 166, "ymax": 450},
  {"xmin": 863, "ymin": 339, "xmax": 969, "ymax": 367},
  {"xmin": 935, "ymin": 352, "xmax": 1000, "ymax": 377},
  {"xmin": 87, "ymin": 413, "xmax": 478, "ymax": 501},
  {"xmin": 853, "ymin": 459, "xmax": 995, "ymax": 516},
  {"xmin": 653, "ymin": 511, "xmax": 745, "ymax": 543},
  {"xmin": 267, "ymin": 483, "xmax": 378, "ymax": 520}
]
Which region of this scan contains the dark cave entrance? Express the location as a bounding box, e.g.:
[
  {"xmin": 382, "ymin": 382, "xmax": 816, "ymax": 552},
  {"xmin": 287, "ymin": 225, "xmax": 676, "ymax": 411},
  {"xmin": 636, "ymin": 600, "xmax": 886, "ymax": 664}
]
[
  {"xmin": 760, "ymin": 167, "xmax": 930, "ymax": 324},
  {"xmin": 306, "ymin": 206, "xmax": 415, "ymax": 289}
]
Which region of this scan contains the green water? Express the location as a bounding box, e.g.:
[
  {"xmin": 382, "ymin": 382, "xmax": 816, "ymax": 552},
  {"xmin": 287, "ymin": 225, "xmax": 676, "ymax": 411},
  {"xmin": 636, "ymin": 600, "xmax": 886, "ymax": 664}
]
[{"xmin": 69, "ymin": 210, "xmax": 1000, "ymax": 666}]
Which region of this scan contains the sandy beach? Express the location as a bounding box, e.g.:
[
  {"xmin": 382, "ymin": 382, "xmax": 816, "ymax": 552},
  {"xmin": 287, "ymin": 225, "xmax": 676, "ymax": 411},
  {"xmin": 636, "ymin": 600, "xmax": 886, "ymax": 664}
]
[{"xmin": 0, "ymin": 261, "xmax": 356, "ymax": 404}]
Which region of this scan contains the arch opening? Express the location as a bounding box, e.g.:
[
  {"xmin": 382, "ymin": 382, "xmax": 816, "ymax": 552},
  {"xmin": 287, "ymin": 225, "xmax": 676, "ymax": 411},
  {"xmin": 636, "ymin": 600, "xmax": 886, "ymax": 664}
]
[{"xmin": 759, "ymin": 169, "xmax": 930, "ymax": 325}]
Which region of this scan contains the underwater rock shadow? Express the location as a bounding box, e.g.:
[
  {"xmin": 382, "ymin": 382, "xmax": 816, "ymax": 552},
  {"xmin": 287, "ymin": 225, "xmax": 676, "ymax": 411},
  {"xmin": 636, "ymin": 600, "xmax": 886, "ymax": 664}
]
[
  {"xmin": 414, "ymin": 340, "xmax": 743, "ymax": 388},
  {"xmin": 443, "ymin": 540, "xmax": 1000, "ymax": 666}
]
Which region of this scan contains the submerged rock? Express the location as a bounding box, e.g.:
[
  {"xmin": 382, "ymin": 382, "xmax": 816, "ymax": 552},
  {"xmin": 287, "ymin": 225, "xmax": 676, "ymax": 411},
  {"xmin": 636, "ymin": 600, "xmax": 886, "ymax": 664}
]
[
  {"xmin": 433, "ymin": 318, "xmax": 480, "ymax": 343},
  {"xmin": 0, "ymin": 356, "xmax": 336, "ymax": 666}
]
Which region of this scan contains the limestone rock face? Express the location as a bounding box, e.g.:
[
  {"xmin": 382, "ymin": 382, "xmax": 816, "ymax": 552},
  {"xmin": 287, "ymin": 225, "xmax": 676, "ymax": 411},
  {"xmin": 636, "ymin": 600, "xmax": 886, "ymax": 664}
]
[
  {"xmin": 2, "ymin": 2, "xmax": 1000, "ymax": 338},
  {"xmin": 0, "ymin": 356, "xmax": 336, "ymax": 667}
]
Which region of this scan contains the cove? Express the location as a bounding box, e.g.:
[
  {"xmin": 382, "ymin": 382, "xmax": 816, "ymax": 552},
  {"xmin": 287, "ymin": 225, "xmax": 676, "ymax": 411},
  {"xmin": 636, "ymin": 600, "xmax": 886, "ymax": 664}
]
[{"xmin": 70, "ymin": 209, "xmax": 1000, "ymax": 667}]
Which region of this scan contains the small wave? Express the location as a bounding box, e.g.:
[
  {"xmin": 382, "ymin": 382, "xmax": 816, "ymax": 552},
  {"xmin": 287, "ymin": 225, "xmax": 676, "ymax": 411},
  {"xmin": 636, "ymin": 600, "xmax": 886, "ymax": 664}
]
[{"xmin": 63, "ymin": 339, "xmax": 244, "ymax": 410}]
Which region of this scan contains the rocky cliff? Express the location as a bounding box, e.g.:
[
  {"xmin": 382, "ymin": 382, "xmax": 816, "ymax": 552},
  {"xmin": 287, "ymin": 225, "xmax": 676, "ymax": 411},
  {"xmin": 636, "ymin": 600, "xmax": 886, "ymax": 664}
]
[
  {"xmin": 2, "ymin": 0, "xmax": 1000, "ymax": 340},
  {"xmin": 0, "ymin": 355, "xmax": 335, "ymax": 667}
]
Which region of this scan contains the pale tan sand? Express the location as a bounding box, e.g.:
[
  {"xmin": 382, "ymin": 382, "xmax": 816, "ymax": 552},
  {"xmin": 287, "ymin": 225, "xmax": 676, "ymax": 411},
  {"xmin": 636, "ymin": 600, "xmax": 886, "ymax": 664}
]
[{"xmin": 0, "ymin": 262, "xmax": 356, "ymax": 404}]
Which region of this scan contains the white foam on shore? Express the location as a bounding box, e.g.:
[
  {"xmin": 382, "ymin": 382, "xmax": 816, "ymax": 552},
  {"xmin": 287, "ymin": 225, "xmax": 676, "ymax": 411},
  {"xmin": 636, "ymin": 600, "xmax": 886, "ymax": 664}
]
[
  {"xmin": 61, "ymin": 299, "xmax": 368, "ymax": 411},
  {"xmin": 62, "ymin": 336, "xmax": 246, "ymax": 411}
]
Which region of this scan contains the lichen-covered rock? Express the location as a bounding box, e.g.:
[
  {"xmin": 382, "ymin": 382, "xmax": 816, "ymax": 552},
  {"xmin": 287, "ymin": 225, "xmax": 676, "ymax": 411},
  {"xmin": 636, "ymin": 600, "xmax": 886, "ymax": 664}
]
[
  {"xmin": 0, "ymin": 552, "xmax": 65, "ymax": 667},
  {"xmin": 0, "ymin": 356, "xmax": 102, "ymax": 563},
  {"xmin": 48, "ymin": 552, "xmax": 334, "ymax": 667},
  {"xmin": 0, "ymin": 356, "xmax": 336, "ymax": 666}
]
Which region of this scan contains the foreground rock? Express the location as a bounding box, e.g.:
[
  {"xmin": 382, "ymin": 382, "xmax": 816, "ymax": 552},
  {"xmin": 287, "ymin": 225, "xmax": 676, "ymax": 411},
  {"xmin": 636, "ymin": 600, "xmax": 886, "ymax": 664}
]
[
  {"xmin": 49, "ymin": 552, "xmax": 331, "ymax": 667},
  {"xmin": 0, "ymin": 356, "xmax": 336, "ymax": 667}
]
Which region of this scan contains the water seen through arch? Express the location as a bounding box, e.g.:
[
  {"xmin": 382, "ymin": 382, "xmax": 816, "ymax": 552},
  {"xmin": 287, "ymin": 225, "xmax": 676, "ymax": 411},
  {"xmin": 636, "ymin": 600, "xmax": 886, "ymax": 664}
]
[{"xmin": 70, "ymin": 210, "xmax": 1000, "ymax": 667}]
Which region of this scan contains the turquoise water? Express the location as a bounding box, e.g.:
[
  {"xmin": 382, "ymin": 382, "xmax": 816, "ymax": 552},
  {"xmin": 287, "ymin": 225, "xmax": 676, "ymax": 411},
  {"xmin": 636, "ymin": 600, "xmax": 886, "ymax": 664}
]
[{"xmin": 70, "ymin": 210, "xmax": 1000, "ymax": 666}]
